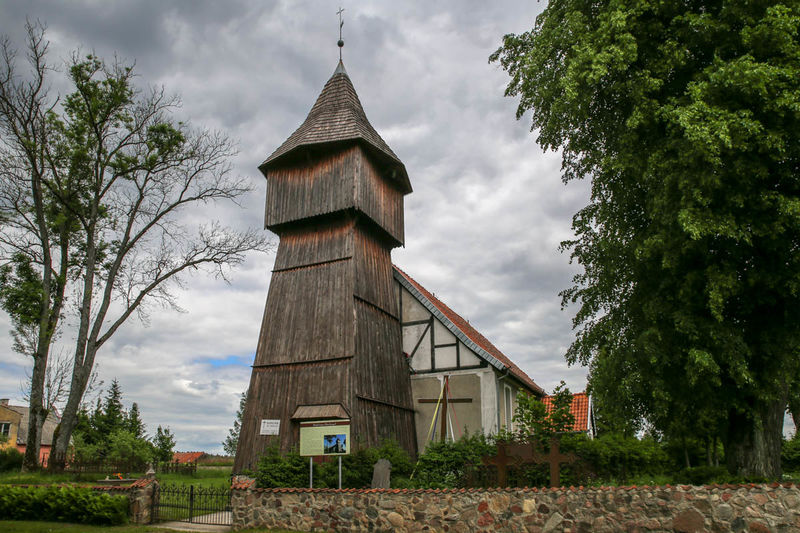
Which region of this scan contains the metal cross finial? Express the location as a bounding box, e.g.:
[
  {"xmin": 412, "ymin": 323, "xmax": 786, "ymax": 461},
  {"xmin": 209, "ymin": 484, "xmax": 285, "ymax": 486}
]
[{"xmin": 337, "ymin": 7, "xmax": 345, "ymax": 60}]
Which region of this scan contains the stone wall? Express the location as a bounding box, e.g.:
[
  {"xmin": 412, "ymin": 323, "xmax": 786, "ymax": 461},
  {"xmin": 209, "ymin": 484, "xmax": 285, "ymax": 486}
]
[{"xmin": 230, "ymin": 482, "xmax": 800, "ymax": 532}]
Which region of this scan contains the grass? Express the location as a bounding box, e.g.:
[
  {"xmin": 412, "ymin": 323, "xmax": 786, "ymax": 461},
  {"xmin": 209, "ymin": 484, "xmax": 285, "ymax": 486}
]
[
  {"xmin": 0, "ymin": 465, "xmax": 233, "ymax": 488},
  {"xmin": 0, "ymin": 522, "xmax": 303, "ymax": 532}
]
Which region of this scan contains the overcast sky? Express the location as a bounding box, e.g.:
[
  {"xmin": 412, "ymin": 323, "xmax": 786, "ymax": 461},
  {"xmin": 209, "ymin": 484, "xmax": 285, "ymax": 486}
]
[{"xmin": 0, "ymin": 1, "xmax": 598, "ymax": 453}]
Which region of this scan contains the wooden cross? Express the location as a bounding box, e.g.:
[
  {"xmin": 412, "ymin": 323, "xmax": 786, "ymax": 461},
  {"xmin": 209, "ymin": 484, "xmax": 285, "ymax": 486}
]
[
  {"xmin": 532, "ymin": 436, "xmax": 578, "ymax": 488},
  {"xmin": 481, "ymin": 435, "xmax": 578, "ymax": 488},
  {"xmin": 481, "ymin": 442, "xmax": 516, "ymax": 487},
  {"xmin": 417, "ymin": 376, "xmax": 472, "ymax": 442},
  {"xmin": 337, "ymin": 7, "xmax": 345, "ymax": 59}
]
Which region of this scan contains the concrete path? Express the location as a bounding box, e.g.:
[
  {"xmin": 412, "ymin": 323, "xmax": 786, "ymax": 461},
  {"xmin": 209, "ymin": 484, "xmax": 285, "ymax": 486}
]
[{"xmin": 152, "ymin": 511, "xmax": 232, "ymax": 532}]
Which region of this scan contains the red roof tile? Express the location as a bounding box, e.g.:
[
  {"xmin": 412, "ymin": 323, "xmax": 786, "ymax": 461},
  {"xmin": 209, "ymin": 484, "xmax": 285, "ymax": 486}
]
[
  {"xmin": 541, "ymin": 392, "xmax": 591, "ymax": 432},
  {"xmin": 172, "ymin": 451, "xmax": 206, "ymax": 464},
  {"xmin": 393, "ymin": 266, "xmax": 543, "ymax": 394}
]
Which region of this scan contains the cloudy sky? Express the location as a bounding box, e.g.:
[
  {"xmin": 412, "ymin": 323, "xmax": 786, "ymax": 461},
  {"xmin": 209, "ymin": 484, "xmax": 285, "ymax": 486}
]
[{"xmin": 0, "ymin": 0, "xmax": 597, "ymax": 453}]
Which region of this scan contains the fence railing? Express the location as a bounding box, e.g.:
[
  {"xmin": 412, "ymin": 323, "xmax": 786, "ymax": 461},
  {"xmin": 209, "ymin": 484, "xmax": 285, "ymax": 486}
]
[
  {"xmin": 65, "ymin": 459, "xmax": 148, "ymax": 475},
  {"xmin": 157, "ymin": 461, "xmax": 197, "ymax": 475}
]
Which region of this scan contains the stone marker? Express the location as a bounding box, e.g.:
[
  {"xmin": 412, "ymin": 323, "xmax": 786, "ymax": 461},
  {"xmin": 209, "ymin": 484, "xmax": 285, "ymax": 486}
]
[{"xmin": 371, "ymin": 458, "xmax": 392, "ymax": 488}]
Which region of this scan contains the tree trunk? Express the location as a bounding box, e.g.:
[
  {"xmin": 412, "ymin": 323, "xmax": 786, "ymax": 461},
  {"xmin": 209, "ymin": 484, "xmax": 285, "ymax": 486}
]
[
  {"xmin": 725, "ymin": 399, "xmax": 784, "ymax": 479},
  {"xmin": 48, "ymin": 364, "xmax": 91, "ymax": 472}
]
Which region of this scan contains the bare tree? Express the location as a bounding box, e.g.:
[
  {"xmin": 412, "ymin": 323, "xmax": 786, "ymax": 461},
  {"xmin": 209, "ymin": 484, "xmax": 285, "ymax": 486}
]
[
  {"xmin": 0, "ymin": 23, "xmax": 272, "ymax": 471},
  {"xmin": 0, "ymin": 21, "xmax": 73, "ymax": 470},
  {"xmin": 45, "ymin": 48, "xmax": 272, "ymax": 472}
]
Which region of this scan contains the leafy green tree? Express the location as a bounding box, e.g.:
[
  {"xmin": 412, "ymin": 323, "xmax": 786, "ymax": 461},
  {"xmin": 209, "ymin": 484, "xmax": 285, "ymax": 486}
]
[
  {"xmin": 491, "ymin": 0, "xmax": 800, "ymax": 478},
  {"xmin": 513, "ymin": 381, "xmax": 575, "ymax": 443},
  {"xmin": 106, "ymin": 429, "xmax": 154, "ymax": 467},
  {"xmin": 151, "ymin": 425, "xmax": 176, "ymax": 463},
  {"xmin": 223, "ymin": 392, "xmax": 246, "ymax": 456}
]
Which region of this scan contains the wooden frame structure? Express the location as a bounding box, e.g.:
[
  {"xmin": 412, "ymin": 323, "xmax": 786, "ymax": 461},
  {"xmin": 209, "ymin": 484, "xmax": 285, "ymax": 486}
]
[{"xmin": 234, "ymin": 62, "xmax": 416, "ymax": 472}]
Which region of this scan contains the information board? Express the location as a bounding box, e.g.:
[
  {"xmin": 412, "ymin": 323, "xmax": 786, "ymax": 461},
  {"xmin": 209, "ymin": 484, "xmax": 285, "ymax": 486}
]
[
  {"xmin": 260, "ymin": 419, "xmax": 280, "ymax": 435},
  {"xmin": 299, "ymin": 419, "xmax": 350, "ymax": 456}
]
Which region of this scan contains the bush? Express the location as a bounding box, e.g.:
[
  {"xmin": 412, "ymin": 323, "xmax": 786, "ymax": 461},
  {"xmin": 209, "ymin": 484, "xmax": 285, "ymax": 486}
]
[
  {"xmin": 411, "ymin": 433, "xmax": 496, "ymax": 489},
  {"xmin": 317, "ymin": 439, "xmax": 413, "ymax": 489},
  {"xmin": 254, "ymin": 446, "xmax": 310, "ymax": 488},
  {"xmin": 565, "ymin": 433, "xmax": 671, "ymax": 482},
  {"xmin": 673, "ymin": 465, "xmax": 731, "ymax": 485},
  {"xmin": 0, "ymin": 485, "xmax": 128, "ymax": 525},
  {"xmin": 0, "ymin": 447, "xmax": 24, "ymax": 472},
  {"xmin": 783, "ymin": 434, "xmax": 800, "ymax": 472}
]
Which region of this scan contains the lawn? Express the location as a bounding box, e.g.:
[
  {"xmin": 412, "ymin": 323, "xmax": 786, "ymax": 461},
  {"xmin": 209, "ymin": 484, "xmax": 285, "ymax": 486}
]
[
  {"xmin": 0, "ymin": 466, "xmax": 233, "ymax": 488},
  {"xmin": 0, "ymin": 522, "xmax": 303, "ymax": 532}
]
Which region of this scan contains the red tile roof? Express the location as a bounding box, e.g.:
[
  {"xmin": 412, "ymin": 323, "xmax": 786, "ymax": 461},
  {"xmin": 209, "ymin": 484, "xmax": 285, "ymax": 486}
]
[
  {"xmin": 172, "ymin": 451, "xmax": 206, "ymax": 464},
  {"xmin": 541, "ymin": 392, "xmax": 591, "ymax": 432},
  {"xmin": 393, "ymin": 266, "xmax": 543, "ymax": 395}
]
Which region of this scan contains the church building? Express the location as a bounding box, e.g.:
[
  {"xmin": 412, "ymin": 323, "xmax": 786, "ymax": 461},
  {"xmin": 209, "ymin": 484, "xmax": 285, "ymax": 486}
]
[{"xmin": 234, "ymin": 56, "xmax": 570, "ymax": 471}]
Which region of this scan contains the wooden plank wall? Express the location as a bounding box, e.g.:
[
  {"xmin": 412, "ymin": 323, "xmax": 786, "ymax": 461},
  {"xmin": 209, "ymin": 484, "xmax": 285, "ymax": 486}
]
[
  {"xmin": 355, "ymin": 150, "xmax": 404, "ymax": 245},
  {"xmin": 353, "ymin": 228, "xmax": 398, "ymax": 317},
  {"xmin": 233, "ymin": 358, "xmax": 352, "ymax": 472},
  {"xmin": 254, "ymin": 260, "xmax": 355, "ymax": 365},
  {"xmin": 264, "ymin": 147, "xmax": 358, "ymax": 229},
  {"xmin": 273, "ymin": 219, "xmax": 354, "ymax": 271}
]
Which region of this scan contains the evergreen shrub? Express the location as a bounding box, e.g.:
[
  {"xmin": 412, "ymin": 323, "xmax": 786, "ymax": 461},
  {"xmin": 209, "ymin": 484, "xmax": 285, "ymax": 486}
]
[
  {"xmin": 0, "ymin": 447, "xmax": 24, "ymax": 472},
  {"xmin": 0, "ymin": 485, "xmax": 128, "ymax": 525}
]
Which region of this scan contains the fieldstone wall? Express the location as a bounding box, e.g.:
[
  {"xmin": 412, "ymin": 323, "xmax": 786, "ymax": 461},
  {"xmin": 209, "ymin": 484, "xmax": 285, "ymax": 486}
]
[
  {"xmin": 230, "ymin": 482, "xmax": 800, "ymax": 532},
  {"xmin": 91, "ymin": 476, "xmax": 157, "ymax": 524}
]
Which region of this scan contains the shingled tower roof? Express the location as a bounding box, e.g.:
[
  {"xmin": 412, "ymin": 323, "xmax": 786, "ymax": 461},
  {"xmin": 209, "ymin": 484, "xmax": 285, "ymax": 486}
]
[{"xmin": 260, "ymin": 61, "xmax": 411, "ymax": 193}]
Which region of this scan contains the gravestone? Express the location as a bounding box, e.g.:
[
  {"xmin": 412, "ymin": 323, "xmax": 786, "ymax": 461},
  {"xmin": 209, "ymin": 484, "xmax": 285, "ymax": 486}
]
[{"xmin": 371, "ymin": 459, "xmax": 392, "ymax": 488}]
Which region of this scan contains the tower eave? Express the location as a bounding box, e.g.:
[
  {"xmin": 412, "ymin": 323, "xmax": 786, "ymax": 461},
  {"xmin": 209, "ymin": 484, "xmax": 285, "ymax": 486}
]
[{"xmin": 259, "ymin": 139, "xmax": 412, "ymax": 195}]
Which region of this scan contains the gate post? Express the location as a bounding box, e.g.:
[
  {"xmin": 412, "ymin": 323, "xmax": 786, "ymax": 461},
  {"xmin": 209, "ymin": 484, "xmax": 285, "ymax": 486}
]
[
  {"xmin": 129, "ymin": 476, "xmax": 158, "ymax": 525},
  {"xmin": 189, "ymin": 484, "xmax": 194, "ymax": 523}
]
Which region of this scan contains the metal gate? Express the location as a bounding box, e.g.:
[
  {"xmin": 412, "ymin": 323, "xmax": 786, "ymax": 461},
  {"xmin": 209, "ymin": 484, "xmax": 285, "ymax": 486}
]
[{"xmin": 153, "ymin": 484, "xmax": 232, "ymax": 526}]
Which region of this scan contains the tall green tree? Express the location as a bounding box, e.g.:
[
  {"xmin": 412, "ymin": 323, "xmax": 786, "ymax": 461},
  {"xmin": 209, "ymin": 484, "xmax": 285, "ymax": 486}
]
[
  {"xmin": 151, "ymin": 426, "xmax": 176, "ymax": 463},
  {"xmin": 491, "ymin": 1, "xmax": 800, "ymax": 478}
]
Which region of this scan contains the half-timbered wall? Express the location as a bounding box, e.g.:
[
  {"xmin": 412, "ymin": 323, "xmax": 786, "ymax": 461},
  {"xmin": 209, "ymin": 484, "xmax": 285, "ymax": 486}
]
[{"xmin": 400, "ymin": 287, "xmax": 484, "ymax": 374}]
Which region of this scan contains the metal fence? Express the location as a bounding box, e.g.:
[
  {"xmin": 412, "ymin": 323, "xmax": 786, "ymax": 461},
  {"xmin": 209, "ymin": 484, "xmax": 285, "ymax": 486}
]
[{"xmin": 153, "ymin": 484, "xmax": 232, "ymax": 526}]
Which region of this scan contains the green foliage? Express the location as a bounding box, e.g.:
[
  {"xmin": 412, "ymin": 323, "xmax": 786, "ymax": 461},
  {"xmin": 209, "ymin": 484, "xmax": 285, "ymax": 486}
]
[
  {"xmin": 106, "ymin": 430, "xmax": 153, "ymax": 465},
  {"xmin": 782, "ymin": 434, "xmax": 800, "ymax": 472},
  {"xmin": 513, "ymin": 382, "xmax": 575, "ymax": 442},
  {"xmin": 0, "ymin": 447, "xmax": 24, "ymax": 472},
  {"xmin": 317, "ymin": 439, "xmax": 413, "ymax": 489},
  {"xmin": 564, "ymin": 433, "xmax": 671, "ymax": 482},
  {"xmin": 411, "ymin": 434, "xmax": 496, "ymax": 489},
  {"xmin": 151, "ymin": 426, "xmax": 176, "ymax": 463},
  {"xmin": 254, "ymin": 446, "xmax": 310, "ymax": 488},
  {"xmin": 223, "ymin": 392, "xmax": 246, "ymax": 456},
  {"xmin": 491, "ymin": 0, "xmax": 800, "ymax": 477},
  {"xmin": 0, "ymin": 485, "xmax": 128, "ymax": 525},
  {"xmin": 73, "ymin": 381, "xmax": 170, "ymax": 466}
]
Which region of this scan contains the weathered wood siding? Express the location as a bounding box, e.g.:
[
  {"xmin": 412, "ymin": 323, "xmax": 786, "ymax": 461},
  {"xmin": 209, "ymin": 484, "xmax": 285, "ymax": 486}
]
[
  {"xmin": 254, "ymin": 260, "xmax": 355, "ymax": 365},
  {"xmin": 264, "ymin": 147, "xmax": 358, "ymax": 230},
  {"xmin": 355, "ymin": 150, "xmax": 404, "ymax": 245},
  {"xmin": 353, "ymin": 228, "xmax": 398, "ymax": 317},
  {"xmin": 273, "ymin": 220, "xmax": 354, "ymax": 271},
  {"xmin": 234, "ymin": 358, "xmax": 352, "ymax": 472},
  {"xmin": 237, "ymin": 134, "xmax": 414, "ymax": 471}
]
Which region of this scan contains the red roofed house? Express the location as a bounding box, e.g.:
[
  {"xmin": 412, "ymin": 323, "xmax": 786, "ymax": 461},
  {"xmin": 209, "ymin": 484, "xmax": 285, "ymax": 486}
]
[
  {"xmin": 172, "ymin": 451, "xmax": 206, "ymax": 464},
  {"xmin": 541, "ymin": 391, "xmax": 596, "ymax": 439},
  {"xmin": 394, "ymin": 267, "xmax": 545, "ymax": 451}
]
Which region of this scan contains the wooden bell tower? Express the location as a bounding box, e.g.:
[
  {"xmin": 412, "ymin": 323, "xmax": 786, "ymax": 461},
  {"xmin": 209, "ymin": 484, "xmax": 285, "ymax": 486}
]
[{"xmin": 233, "ymin": 61, "xmax": 416, "ymax": 471}]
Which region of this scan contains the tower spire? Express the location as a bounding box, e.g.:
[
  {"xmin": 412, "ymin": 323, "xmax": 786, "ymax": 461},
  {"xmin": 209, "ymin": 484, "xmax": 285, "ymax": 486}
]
[{"xmin": 337, "ymin": 7, "xmax": 345, "ymax": 61}]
